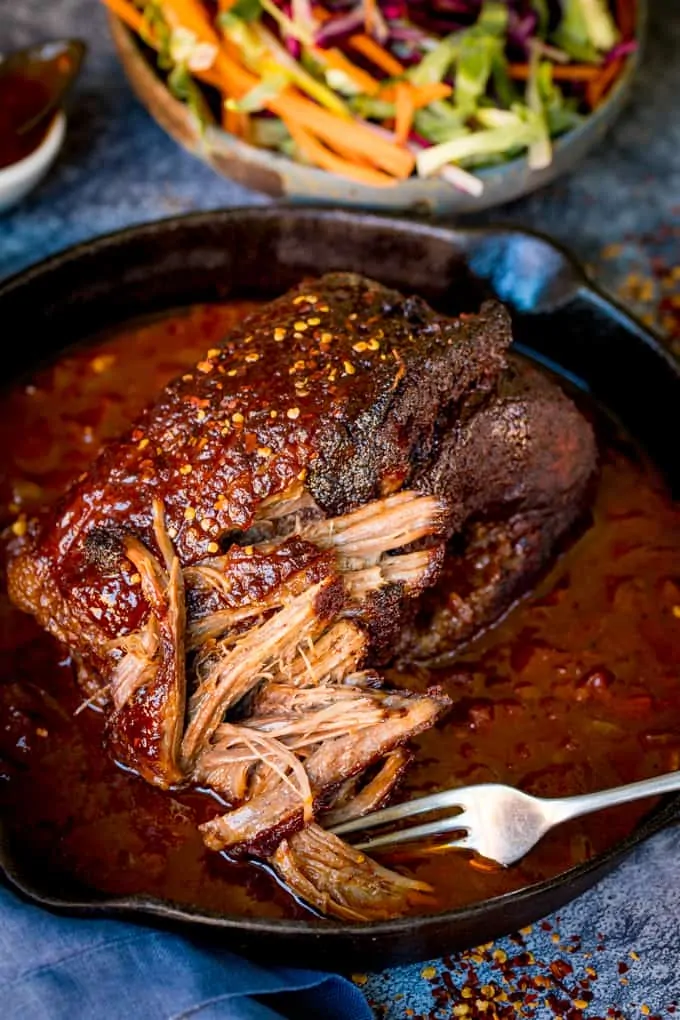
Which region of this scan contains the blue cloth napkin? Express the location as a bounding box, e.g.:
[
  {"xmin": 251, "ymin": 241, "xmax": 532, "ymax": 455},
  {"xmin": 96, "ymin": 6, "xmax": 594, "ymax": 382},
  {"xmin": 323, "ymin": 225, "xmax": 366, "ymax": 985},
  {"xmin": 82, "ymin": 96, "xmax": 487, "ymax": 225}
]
[{"xmin": 0, "ymin": 883, "xmax": 373, "ymax": 1020}]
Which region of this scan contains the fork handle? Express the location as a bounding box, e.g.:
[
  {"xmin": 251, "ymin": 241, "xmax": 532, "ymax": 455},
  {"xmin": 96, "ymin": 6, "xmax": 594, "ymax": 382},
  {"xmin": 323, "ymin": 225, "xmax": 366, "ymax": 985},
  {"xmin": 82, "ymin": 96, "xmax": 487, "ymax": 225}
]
[{"xmin": 543, "ymin": 770, "xmax": 680, "ymax": 825}]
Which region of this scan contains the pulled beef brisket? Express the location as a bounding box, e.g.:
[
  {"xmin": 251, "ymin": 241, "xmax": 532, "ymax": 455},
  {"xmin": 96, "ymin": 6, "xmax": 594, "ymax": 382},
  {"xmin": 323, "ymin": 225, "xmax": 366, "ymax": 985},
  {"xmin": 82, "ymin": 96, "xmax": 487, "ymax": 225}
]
[
  {"xmin": 7, "ymin": 272, "xmax": 596, "ymax": 920},
  {"xmin": 321, "ymin": 747, "xmax": 412, "ymax": 829},
  {"xmin": 271, "ymin": 823, "xmax": 433, "ymax": 922},
  {"xmin": 199, "ymin": 685, "xmax": 446, "ymax": 856},
  {"xmin": 105, "ymin": 501, "xmax": 187, "ymax": 786}
]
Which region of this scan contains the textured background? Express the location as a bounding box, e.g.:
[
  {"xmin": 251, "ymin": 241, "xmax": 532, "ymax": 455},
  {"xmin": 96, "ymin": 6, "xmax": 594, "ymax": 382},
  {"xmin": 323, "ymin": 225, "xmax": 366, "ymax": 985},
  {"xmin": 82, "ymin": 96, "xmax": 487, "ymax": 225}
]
[{"xmin": 1, "ymin": 2, "xmax": 680, "ymax": 1017}]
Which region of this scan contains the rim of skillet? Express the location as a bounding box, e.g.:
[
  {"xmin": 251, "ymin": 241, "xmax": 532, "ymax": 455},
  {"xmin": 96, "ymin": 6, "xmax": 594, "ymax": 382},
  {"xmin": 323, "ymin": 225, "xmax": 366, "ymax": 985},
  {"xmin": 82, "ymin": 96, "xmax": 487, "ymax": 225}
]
[{"xmin": 0, "ymin": 205, "xmax": 678, "ymax": 939}]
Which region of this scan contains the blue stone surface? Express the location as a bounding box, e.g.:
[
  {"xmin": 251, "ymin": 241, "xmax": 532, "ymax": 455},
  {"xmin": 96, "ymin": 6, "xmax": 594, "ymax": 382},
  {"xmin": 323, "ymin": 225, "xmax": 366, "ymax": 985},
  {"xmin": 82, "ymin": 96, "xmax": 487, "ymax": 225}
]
[{"xmin": 1, "ymin": 2, "xmax": 679, "ymax": 1017}]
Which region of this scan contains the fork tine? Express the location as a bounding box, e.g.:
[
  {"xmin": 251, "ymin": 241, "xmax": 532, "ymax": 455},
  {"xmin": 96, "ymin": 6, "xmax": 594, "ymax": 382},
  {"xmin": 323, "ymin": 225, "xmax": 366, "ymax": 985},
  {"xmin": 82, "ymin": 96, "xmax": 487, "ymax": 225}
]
[
  {"xmin": 352, "ymin": 812, "xmax": 469, "ymax": 852},
  {"xmin": 330, "ymin": 788, "xmax": 465, "ymax": 837}
]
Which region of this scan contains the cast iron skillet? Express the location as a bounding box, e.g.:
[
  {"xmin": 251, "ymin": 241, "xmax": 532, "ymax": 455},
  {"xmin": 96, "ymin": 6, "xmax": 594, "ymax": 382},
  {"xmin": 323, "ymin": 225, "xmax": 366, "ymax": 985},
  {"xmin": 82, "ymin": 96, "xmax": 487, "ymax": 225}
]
[{"xmin": 0, "ymin": 208, "xmax": 678, "ymax": 969}]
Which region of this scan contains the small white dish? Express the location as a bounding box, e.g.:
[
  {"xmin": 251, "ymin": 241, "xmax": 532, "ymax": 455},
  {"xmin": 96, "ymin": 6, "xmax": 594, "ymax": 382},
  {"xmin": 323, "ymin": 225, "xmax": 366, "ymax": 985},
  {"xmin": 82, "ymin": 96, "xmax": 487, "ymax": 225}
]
[{"xmin": 0, "ymin": 109, "xmax": 66, "ymax": 213}]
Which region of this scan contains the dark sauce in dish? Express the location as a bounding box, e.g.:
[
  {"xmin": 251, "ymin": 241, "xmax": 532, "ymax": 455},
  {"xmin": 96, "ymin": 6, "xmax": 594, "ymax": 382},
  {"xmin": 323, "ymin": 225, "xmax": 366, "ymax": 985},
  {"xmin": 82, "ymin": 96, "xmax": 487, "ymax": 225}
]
[
  {"xmin": 1, "ymin": 303, "xmax": 679, "ymax": 918},
  {"xmin": 0, "ymin": 72, "xmax": 52, "ymax": 169}
]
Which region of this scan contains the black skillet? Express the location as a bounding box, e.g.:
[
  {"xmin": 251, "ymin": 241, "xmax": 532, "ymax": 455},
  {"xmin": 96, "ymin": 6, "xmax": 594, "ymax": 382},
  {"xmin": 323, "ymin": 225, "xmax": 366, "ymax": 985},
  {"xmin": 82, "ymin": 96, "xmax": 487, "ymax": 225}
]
[{"xmin": 0, "ymin": 208, "xmax": 678, "ymax": 969}]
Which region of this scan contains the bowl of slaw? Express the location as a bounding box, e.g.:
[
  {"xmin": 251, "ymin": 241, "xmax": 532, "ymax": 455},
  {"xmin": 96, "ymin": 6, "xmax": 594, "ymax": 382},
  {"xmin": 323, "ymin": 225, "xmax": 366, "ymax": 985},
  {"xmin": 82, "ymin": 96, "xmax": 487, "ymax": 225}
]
[{"xmin": 106, "ymin": 0, "xmax": 644, "ymax": 213}]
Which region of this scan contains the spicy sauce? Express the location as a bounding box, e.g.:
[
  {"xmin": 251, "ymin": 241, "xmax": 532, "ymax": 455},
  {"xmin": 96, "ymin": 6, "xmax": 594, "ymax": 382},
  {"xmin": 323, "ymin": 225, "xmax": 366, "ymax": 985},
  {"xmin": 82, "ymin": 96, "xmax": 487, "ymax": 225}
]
[{"xmin": 0, "ymin": 303, "xmax": 679, "ymax": 918}]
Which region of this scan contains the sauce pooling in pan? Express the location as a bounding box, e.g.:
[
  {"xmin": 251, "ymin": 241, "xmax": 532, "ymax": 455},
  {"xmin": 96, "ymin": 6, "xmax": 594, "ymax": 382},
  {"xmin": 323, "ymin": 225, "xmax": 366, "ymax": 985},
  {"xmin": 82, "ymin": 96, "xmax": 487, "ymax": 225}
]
[{"xmin": 1, "ymin": 303, "xmax": 679, "ymax": 918}]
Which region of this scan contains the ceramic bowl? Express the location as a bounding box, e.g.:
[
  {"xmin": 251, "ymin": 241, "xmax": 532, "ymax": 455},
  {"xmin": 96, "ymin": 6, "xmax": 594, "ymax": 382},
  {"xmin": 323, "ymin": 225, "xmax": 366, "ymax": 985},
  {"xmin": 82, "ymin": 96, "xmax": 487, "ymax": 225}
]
[
  {"xmin": 0, "ymin": 110, "xmax": 66, "ymax": 213},
  {"xmin": 108, "ymin": 6, "xmax": 646, "ymax": 214}
]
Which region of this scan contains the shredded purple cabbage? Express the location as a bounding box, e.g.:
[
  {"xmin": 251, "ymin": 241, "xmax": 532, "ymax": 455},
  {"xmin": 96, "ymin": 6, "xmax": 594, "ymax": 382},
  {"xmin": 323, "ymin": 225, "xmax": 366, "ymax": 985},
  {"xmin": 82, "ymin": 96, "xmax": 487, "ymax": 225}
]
[
  {"xmin": 408, "ymin": 129, "xmax": 431, "ymax": 147},
  {"xmin": 314, "ymin": 6, "xmax": 365, "ymax": 47},
  {"xmin": 604, "ymin": 39, "xmax": 638, "ymax": 63},
  {"xmin": 507, "ymin": 9, "xmax": 538, "ymax": 51},
  {"xmin": 388, "ymin": 24, "xmax": 427, "ymax": 41}
]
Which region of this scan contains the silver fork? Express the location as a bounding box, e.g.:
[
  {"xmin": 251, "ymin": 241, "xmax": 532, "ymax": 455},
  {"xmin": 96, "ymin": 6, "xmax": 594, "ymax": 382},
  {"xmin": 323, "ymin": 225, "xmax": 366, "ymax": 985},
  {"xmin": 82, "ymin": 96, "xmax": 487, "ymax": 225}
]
[{"xmin": 330, "ymin": 771, "xmax": 680, "ymax": 866}]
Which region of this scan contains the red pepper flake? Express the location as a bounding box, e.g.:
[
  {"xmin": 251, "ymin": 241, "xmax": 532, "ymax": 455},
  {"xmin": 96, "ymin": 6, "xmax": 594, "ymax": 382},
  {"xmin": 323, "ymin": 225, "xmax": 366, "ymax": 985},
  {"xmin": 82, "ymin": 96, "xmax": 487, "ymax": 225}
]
[
  {"xmin": 550, "ymin": 960, "xmax": 573, "ymax": 981},
  {"xmin": 196, "ymin": 360, "xmax": 213, "ymax": 374},
  {"xmin": 90, "ymin": 353, "xmax": 115, "ymax": 374},
  {"xmin": 11, "ymin": 516, "xmax": 27, "ymax": 537}
]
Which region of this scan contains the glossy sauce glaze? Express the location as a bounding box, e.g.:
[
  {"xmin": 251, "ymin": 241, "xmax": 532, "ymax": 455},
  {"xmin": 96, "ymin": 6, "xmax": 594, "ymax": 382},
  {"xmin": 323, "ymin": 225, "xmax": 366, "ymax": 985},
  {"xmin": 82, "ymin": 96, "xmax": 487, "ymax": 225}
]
[{"xmin": 1, "ymin": 303, "xmax": 679, "ymax": 919}]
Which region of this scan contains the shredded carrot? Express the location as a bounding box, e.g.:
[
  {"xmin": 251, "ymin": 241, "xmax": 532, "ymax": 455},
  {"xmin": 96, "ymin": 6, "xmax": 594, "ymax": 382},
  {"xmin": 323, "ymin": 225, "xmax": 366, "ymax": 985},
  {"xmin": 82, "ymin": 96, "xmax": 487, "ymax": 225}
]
[
  {"xmin": 214, "ymin": 37, "xmax": 413, "ymax": 175},
  {"xmin": 198, "ymin": 66, "xmax": 224, "ymax": 89},
  {"xmin": 412, "ymin": 82, "xmax": 452, "ymax": 106},
  {"xmin": 215, "ymin": 46, "xmax": 413, "ymax": 175},
  {"xmin": 313, "ymin": 46, "xmax": 381, "ymax": 96},
  {"xmin": 223, "ymin": 103, "xmax": 250, "ymax": 139},
  {"xmin": 275, "ymin": 93, "xmax": 415, "ymax": 176},
  {"xmin": 285, "ymin": 119, "xmax": 397, "ymax": 186},
  {"xmin": 307, "ymin": 129, "xmax": 374, "ymax": 166},
  {"xmin": 616, "ymin": 0, "xmax": 637, "ymax": 38},
  {"xmin": 348, "ymin": 33, "xmax": 405, "ymax": 78},
  {"xmin": 508, "ymin": 63, "xmax": 601, "ymax": 81},
  {"xmin": 394, "ymin": 82, "xmax": 414, "ymax": 146},
  {"xmin": 102, "ymin": 0, "xmax": 146, "ymax": 36},
  {"xmin": 103, "ymin": 0, "xmax": 223, "ymax": 89},
  {"xmin": 105, "ymin": 0, "xmax": 415, "ymax": 178},
  {"xmin": 586, "ymin": 58, "xmax": 623, "ymax": 109},
  {"xmin": 380, "ymin": 81, "xmax": 452, "ymax": 107},
  {"xmin": 161, "ymin": 0, "xmax": 221, "ymax": 41}
]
